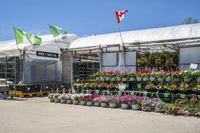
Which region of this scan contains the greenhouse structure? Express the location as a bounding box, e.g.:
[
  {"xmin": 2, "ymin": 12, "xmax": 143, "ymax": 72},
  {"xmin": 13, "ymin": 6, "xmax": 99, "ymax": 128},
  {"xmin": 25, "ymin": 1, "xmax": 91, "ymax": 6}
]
[
  {"xmin": 0, "ymin": 34, "xmax": 77, "ymax": 85},
  {"xmin": 67, "ymin": 23, "xmax": 200, "ymax": 81},
  {"xmin": 0, "ymin": 23, "xmax": 200, "ymax": 86}
]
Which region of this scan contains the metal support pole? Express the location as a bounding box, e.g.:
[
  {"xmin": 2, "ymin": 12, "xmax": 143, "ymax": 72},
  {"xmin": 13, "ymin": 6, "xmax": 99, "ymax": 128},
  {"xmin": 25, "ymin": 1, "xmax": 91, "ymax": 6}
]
[
  {"xmin": 117, "ymin": 25, "xmax": 126, "ymax": 72},
  {"xmin": 122, "ymin": 45, "xmax": 126, "ymax": 72},
  {"xmin": 99, "ymin": 45, "xmax": 102, "ymax": 72},
  {"xmin": 5, "ymin": 56, "xmax": 7, "ymax": 88},
  {"xmin": 14, "ymin": 56, "xmax": 17, "ymax": 97}
]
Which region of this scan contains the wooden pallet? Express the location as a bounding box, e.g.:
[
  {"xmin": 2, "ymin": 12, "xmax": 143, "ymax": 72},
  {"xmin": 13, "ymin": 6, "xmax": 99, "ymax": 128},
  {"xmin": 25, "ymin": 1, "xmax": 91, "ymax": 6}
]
[
  {"xmin": 9, "ymin": 90, "xmax": 64, "ymax": 97},
  {"xmin": 15, "ymin": 91, "xmax": 31, "ymax": 98},
  {"xmin": 30, "ymin": 92, "xmax": 41, "ymax": 97}
]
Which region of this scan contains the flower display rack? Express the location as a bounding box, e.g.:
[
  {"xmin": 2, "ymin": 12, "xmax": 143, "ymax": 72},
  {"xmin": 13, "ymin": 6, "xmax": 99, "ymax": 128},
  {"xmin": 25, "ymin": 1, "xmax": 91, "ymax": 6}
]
[{"xmin": 73, "ymin": 71, "xmax": 200, "ymax": 102}]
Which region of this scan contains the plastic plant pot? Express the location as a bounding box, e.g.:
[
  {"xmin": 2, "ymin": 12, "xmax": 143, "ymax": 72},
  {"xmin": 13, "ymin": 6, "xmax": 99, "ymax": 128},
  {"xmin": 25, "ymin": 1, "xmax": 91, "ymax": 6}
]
[
  {"xmin": 80, "ymin": 101, "xmax": 86, "ymax": 105},
  {"xmin": 54, "ymin": 98, "xmax": 60, "ymax": 103},
  {"xmin": 66, "ymin": 99, "xmax": 72, "ymax": 104},
  {"xmin": 101, "ymin": 103, "xmax": 107, "ymax": 108},
  {"xmin": 154, "ymin": 107, "xmax": 162, "ymax": 113},
  {"xmin": 121, "ymin": 104, "xmax": 129, "ymax": 109},
  {"xmin": 142, "ymin": 105, "xmax": 152, "ymax": 112},
  {"xmin": 86, "ymin": 101, "xmax": 93, "ymax": 106},
  {"xmin": 94, "ymin": 102, "xmax": 100, "ymax": 107},
  {"xmin": 60, "ymin": 99, "xmax": 66, "ymax": 104},
  {"xmin": 109, "ymin": 103, "xmax": 118, "ymax": 108},
  {"xmin": 50, "ymin": 98, "xmax": 54, "ymax": 102},
  {"xmin": 131, "ymin": 104, "xmax": 140, "ymax": 110},
  {"xmin": 73, "ymin": 100, "xmax": 79, "ymax": 105}
]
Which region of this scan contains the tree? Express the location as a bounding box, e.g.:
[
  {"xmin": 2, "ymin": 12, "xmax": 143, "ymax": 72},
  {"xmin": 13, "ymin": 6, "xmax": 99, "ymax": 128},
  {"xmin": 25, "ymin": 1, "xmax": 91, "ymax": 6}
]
[{"xmin": 183, "ymin": 17, "xmax": 199, "ymax": 24}]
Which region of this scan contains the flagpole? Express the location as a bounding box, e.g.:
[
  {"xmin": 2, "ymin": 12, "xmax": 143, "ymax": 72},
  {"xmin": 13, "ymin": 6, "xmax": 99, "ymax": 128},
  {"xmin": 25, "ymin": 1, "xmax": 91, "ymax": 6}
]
[
  {"xmin": 117, "ymin": 24, "xmax": 126, "ymax": 72},
  {"xmin": 13, "ymin": 27, "xmax": 21, "ymax": 92}
]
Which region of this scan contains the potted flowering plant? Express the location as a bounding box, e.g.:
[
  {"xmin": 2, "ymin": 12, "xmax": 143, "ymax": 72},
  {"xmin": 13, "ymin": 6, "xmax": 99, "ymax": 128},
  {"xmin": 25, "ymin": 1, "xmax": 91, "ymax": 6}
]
[
  {"xmin": 142, "ymin": 73, "xmax": 150, "ymax": 82},
  {"xmin": 93, "ymin": 96, "xmax": 102, "ymax": 107},
  {"xmin": 151, "ymin": 98, "xmax": 165, "ymax": 113},
  {"xmin": 162, "ymin": 103, "xmax": 180, "ymax": 116},
  {"xmin": 54, "ymin": 93, "xmax": 61, "ymax": 103},
  {"xmin": 131, "ymin": 96, "xmax": 143, "ymax": 110},
  {"xmin": 108, "ymin": 96, "xmax": 118, "ymax": 108},
  {"xmin": 145, "ymin": 82, "xmax": 156, "ymax": 91},
  {"xmin": 172, "ymin": 71, "xmax": 182, "ymax": 82},
  {"xmin": 128, "ymin": 73, "xmax": 136, "ymax": 81},
  {"xmin": 48, "ymin": 93, "xmax": 55, "ymax": 102},
  {"xmin": 149, "ymin": 73, "xmax": 156, "ymax": 82},
  {"xmin": 58, "ymin": 93, "xmax": 68, "ymax": 104},
  {"xmin": 135, "ymin": 72, "xmax": 142, "ymax": 81},
  {"xmin": 73, "ymin": 83, "xmax": 84, "ymax": 92},
  {"xmin": 155, "ymin": 72, "xmax": 164, "ymax": 82},
  {"xmin": 182, "ymin": 71, "xmax": 192, "ymax": 82},
  {"xmin": 65, "ymin": 94, "xmax": 72, "ymax": 104},
  {"xmin": 85, "ymin": 95, "xmax": 98, "ymax": 106},
  {"xmin": 164, "ymin": 72, "xmax": 172, "ymax": 82},
  {"xmin": 117, "ymin": 95, "xmax": 134, "ymax": 109},
  {"xmin": 98, "ymin": 96, "xmax": 109, "ymax": 108},
  {"xmin": 141, "ymin": 97, "xmax": 153, "ymax": 112},
  {"xmin": 79, "ymin": 95, "xmax": 87, "ymax": 105},
  {"xmin": 71, "ymin": 94, "xmax": 82, "ymax": 105}
]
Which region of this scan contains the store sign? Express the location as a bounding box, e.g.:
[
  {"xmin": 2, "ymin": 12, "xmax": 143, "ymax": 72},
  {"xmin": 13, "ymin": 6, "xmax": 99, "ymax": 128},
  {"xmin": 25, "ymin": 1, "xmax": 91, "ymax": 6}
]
[
  {"xmin": 36, "ymin": 51, "xmax": 58, "ymax": 58},
  {"xmin": 190, "ymin": 63, "xmax": 198, "ymax": 70}
]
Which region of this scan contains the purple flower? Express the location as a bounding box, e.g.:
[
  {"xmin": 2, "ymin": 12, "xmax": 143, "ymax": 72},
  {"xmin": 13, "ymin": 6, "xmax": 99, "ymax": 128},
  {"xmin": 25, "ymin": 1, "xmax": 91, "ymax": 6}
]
[
  {"xmin": 132, "ymin": 96, "xmax": 143, "ymax": 104},
  {"xmin": 80, "ymin": 95, "xmax": 99, "ymax": 102},
  {"xmin": 116, "ymin": 95, "xmax": 135, "ymax": 104}
]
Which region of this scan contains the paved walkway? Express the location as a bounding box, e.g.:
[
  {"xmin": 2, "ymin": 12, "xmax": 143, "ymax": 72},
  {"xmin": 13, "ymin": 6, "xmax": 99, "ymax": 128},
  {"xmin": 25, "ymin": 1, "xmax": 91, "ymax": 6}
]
[{"xmin": 0, "ymin": 97, "xmax": 199, "ymax": 133}]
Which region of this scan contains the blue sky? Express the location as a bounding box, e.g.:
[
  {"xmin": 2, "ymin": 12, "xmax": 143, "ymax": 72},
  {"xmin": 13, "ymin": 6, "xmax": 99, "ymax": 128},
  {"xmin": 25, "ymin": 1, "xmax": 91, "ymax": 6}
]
[{"xmin": 0, "ymin": 0, "xmax": 199, "ymax": 41}]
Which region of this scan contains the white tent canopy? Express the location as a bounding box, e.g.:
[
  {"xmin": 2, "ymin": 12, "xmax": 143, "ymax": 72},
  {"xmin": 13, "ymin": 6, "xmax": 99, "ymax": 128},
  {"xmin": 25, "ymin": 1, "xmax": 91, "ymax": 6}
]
[
  {"xmin": 69, "ymin": 24, "xmax": 200, "ymax": 49},
  {"xmin": 0, "ymin": 34, "xmax": 78, "ymax": 57}
]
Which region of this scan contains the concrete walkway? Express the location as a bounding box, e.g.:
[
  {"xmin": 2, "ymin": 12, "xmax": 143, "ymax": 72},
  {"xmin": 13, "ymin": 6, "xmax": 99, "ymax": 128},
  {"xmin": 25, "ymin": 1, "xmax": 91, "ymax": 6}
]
[{"xmin": 0, "ymin": 97, "xmax": 199, "ymax": 133}]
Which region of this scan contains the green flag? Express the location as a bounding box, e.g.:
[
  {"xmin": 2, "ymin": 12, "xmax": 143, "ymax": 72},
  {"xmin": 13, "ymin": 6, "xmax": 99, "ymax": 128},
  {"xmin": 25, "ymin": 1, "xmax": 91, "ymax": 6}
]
[
  {"xmin": 26, "ymin": 33, "xmax": 42, "ymax": 46},
  {"xmin": 14, "ymin": 28, "xmax": 26, "ymax": 44},
  {"xmin": 49, "ymin": 25, "xmax": 67, "ymax": 37}
]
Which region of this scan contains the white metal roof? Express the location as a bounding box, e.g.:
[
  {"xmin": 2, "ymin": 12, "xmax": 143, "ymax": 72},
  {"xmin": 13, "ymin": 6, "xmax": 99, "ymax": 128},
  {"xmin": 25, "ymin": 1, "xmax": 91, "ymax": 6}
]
[
  {"xmin": 0, "ymin": 34, "xmax": 78, "ymax": 56},
  {"xmin": 69, "ymin": 24, "xmax": 200, "ymax": 49}
]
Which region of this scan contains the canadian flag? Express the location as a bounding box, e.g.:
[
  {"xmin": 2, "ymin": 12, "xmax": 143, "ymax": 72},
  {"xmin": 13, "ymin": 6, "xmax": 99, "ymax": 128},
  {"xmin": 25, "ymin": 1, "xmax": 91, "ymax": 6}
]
[{"xmin": 115, "ymin": 10, "xmax": 128, "ymax": 24}]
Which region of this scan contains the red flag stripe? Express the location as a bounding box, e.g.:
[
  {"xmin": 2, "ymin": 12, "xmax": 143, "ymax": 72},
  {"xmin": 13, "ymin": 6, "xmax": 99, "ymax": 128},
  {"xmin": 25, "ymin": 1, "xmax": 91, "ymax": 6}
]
[{"xmin": 115, "ymin": 10, "xmax": 128, "ymax": 24}]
